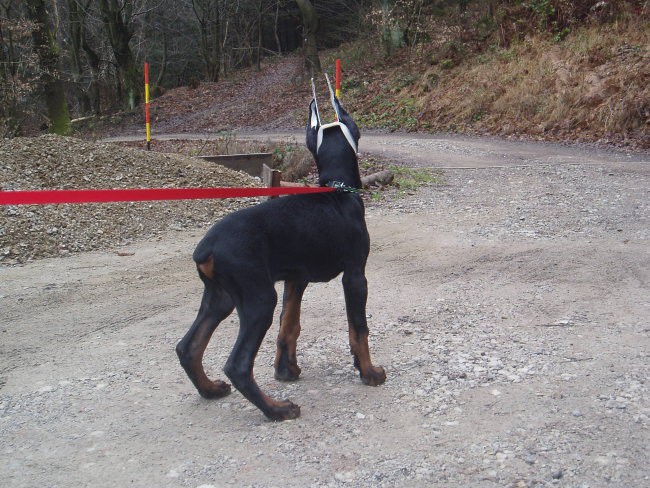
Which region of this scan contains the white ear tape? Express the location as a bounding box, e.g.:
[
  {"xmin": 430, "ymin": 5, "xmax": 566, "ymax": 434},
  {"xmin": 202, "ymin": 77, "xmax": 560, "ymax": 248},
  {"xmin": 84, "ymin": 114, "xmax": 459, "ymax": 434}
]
[
  {"xmin": 317, "ymin": 122, "xmax": 358, "ymax": 155},
  {"xmin": 311, "ymin": 76, "xmax": 357, "ymax": 154},
  {"xmin": 310, "ymin": 78, "xmax": 321, "ymax": 127},
  {"xmin": 325, "ymin": 73, "xmax": 341, "ymax": 121}
]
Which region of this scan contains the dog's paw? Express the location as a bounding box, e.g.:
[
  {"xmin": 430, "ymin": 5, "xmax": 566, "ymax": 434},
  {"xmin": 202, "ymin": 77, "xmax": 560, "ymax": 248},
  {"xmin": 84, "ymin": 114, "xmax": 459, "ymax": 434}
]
[
  {"xmin": 198, "ymin": 380, "xmax": 232, "ymax": 399},
  {"xmin": 361, "ymin": 366, "xmax": 386, "ymax": 386},
  {"xmin": 265, "ymin": 400, "xmax": 301, "ymax": 421},
  {"xmin": 274, "ymin": 363, "xmax": 302, "ymax": 382}
]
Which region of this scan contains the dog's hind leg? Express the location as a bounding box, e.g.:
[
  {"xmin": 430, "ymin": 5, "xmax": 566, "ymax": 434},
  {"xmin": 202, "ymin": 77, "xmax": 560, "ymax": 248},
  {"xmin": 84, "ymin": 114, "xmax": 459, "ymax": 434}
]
[
  {"xmin": 176, "ymin": 260, "xmax": 235, "ymax": 399},
  {"xmin": 342, "ymin": 270, "xmax": 387, "ymax": 387},
  {"xmin": 274, "ymin": 280, "xmax": 308, "ymax": 382},
  {"xmin": 224, "ymin": 287, "xmax": 301, "ymax": 421}
]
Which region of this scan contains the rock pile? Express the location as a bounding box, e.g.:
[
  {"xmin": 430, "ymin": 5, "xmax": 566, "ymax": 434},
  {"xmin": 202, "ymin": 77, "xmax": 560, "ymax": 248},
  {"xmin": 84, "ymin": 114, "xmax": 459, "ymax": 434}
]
[{"xmin": 0, "ymin": 135, "xmax": 259, "ymax": 264}]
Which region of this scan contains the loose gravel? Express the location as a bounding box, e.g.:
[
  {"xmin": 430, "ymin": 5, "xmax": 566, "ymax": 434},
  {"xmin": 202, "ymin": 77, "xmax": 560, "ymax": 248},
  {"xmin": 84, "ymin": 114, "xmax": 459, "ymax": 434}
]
[
  {"xmin": 0, "ymin": 135, "xmax": 258, "ymax": 264},
  {"xmin": 0, "ymin": 136, "xmax": 648, "ymax": 488}
]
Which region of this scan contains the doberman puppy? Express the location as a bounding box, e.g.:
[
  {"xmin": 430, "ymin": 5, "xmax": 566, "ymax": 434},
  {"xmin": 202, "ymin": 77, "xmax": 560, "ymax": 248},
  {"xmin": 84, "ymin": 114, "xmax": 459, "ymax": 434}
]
[{"xmin": 176, "ymin": 91, "xmax": 386, "ymax": 421}]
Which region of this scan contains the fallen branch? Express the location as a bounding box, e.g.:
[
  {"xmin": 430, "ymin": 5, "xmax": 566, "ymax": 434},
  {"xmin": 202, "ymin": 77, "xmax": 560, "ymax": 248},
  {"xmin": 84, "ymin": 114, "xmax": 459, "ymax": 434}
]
[
  {"xmin": 264, "ymin": 164, "xmax": 395, "ymax": 192},
  {"xmin": 362, "ymin": 170, "xmax": 394, "ymax": 187},
  {"xmin": 280, "ymin": 181, "xmax": 316, "ymax": 188}
]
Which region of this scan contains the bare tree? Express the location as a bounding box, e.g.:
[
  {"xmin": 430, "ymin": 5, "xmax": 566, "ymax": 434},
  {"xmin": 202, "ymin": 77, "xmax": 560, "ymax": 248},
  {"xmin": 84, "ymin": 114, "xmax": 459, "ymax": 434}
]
[
  {"xmin": 98, "ymin": 0, "xmax": 140, "ymax": 110},
  {"xmin": 295, "ymin": 0, "xmax": 320, "ymax": 74},
  {"xmin": 191, "ymin": 0, "xmax": 222, "ymax": 82},
  {"xmin": 26, "ymin": 0, "xmax": 71, "ymax": 134},
  {"xmin": 67, "ymin": 0, "xmax": 92, "ymax": 114},
  {"xmin": 0, "ymin": 1, "xmax": 36, "ymax": 135}
]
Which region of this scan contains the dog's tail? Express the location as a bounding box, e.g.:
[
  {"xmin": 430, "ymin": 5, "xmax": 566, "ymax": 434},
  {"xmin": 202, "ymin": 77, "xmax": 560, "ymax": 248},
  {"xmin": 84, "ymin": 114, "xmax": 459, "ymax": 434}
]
[{"xmin": 193, "ymin": 244, "xmax": 215, "ymax": 280}]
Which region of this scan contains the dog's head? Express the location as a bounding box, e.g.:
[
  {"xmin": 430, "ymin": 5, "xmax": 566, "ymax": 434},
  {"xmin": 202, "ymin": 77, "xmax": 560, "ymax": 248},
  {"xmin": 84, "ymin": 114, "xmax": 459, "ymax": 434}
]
[{"xmin": 306, "ymin": 77, "xmax": 361, "ymax": 189}]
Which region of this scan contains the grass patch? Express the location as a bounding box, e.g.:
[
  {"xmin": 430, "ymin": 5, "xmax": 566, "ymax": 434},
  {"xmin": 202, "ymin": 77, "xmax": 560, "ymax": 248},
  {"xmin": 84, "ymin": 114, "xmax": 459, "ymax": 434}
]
[
  {"xmin": 271, "ymin": 142, "xmax": 313, "ymax": 182},
  {"xmin": 390, "ymin": 166, "xmax": 443, "ymax": 195}
]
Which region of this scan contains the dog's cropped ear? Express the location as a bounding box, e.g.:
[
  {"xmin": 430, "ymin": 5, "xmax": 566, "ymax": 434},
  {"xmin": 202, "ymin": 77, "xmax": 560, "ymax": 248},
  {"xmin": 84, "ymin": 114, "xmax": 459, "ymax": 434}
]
[
  {"xmin": 306, "ymin": 98, "xmax": 319, "ymax": 158},
  {"xmin": 309, "ymin": 98, "xmax": 320, "ymax": 129},
  {"xmin": 334, "ymin": 97, "xmax": 360, "ymax": 146}
]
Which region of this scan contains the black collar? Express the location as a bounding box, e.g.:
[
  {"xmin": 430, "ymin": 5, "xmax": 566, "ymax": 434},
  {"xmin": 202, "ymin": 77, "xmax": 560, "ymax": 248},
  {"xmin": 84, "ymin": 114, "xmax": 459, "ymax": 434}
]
[{"xmin": 325, "ymin": 181, "xmax": 360, "ymax": 193}]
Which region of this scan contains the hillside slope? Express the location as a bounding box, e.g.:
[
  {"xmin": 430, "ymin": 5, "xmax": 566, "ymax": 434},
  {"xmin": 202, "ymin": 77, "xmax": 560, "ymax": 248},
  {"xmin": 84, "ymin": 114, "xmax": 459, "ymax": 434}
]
[
  {"xmin": 344, "ymin": 20, "xmax": 648, "ymax": 148},
  {"xmin": 108, "ymin": 20, "xmax": 648, "ymax": 149}
]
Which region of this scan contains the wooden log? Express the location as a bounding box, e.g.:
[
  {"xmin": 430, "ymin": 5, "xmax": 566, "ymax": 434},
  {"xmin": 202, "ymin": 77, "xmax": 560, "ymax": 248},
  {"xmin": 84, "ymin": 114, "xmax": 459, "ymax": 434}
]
[
  {"xmin": 280, "ymin": 181, "xmax": 318, "ymax": 188},
  {"xmin": 264, "ymin": 167, "xmax": 395, "ymax": 199},
  {"xmin": 278, "ymin": 170, "xmax": 395, "ymax": 189},
  {"xmin": 70, "ymin": 115, "xmax": 96, "ymax": 124},
  {"xmin": 361, "ymin": 170, "xmax": 394, "ymax": 187}
]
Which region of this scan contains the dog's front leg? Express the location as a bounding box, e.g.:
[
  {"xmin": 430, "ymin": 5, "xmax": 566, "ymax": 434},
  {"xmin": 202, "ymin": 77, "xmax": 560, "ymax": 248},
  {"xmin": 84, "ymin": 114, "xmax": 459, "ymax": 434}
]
[
  {"xmin": 275, "ymin": 280, "xmax": 308, "ymax": 381},
  {"xmin": 342, "ymin": 270, "xmax": 386, "ymax": 386}
]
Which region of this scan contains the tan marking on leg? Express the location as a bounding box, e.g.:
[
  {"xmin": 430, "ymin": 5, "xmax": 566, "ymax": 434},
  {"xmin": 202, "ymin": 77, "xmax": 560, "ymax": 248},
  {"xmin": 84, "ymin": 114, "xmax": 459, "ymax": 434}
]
[
  {"xmin": 274, "ymin": 282, "xmax": 302, "ymax": 380},
  {"xmin": 197, "ymin": 256, "xmax": 214, "ymax": 280},
  {"xmin": 188, "ymin": 317, "xmax": 230, "ymax": 398},
  {"xmin": 192, "ymin": 360, "xmax": 231, "ymax": 398},
  {"xmin": 349, "ymin": 325, "xmax": 386, "ymax": 386},
  {"xmin": 232, "ymin": 369, "xmax": 300, "ymax": 420}
]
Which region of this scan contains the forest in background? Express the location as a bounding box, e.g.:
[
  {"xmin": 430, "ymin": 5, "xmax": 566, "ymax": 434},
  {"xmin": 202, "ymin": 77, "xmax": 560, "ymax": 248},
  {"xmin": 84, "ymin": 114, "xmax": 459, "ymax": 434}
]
[{"xmin": 1, "ymin": 1, "xmax": 648, "ymax": 146}]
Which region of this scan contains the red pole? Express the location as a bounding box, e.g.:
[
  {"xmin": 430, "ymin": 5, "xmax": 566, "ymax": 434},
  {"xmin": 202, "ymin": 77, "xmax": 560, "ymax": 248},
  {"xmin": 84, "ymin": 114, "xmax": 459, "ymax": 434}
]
[
  {"xmin": 144, "ymin": 62, "xmax": 151, "ymax": 150},
  {"xmin": 335, "ymin": 59, "xmax": 341, "ymax": 98}
]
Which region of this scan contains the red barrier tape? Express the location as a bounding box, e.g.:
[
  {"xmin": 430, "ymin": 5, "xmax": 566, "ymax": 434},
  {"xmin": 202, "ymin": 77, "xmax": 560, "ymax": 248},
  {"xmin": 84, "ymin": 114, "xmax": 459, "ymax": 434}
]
[{"xmin": 0, "ymin": 186, "xmax": 334, "ymax": 206}]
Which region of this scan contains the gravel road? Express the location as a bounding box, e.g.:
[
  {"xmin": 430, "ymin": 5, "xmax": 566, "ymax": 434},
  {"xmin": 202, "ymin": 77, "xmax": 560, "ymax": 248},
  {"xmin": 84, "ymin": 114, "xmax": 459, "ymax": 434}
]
[
  {"xmin": 1, "ymin": 133, "xmax": 649, "ymax": 487},
  {"xmin": 106, "ymin": 130, "xmax": 650, "ymax": 168}
]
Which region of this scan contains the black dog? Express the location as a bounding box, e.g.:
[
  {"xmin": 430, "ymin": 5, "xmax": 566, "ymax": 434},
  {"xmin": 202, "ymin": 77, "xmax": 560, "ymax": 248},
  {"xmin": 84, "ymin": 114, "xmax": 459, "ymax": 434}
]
[{"xmin": 176, "ymin": 92, "xmax": 386, "ymax": 421}]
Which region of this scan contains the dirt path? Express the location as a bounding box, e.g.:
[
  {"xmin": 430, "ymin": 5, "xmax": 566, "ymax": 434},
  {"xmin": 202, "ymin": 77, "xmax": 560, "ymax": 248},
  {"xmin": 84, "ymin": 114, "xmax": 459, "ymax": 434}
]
[
  {"xmin": 106, "ymin": 130, "xmax": 650, "ymax": 169},
  {"xmin": 1, "ymin": 135, "xmax": 648, "ymax": 487}
]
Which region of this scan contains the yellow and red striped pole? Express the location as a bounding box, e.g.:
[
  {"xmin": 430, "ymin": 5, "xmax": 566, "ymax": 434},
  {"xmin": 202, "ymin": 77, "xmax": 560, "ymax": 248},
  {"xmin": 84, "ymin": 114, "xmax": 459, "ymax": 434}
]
[
  {"xmin": 144, "ymin": 62, "xmax": 151, "ymax": 150},
  {"xmin": 335, "ymin": 58, "xmax": 341, "ymax": 98}
]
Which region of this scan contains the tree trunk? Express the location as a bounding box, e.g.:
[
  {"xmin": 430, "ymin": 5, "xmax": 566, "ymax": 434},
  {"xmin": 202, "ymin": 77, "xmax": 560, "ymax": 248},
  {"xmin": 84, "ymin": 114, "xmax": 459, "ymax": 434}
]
[
  {"xmin": 274, "ymin": 1, "xmax": 282, "ymax": 55},
  {"xmin": 99, "ymin": 0, "xmax": 140, "ymax": 111},
  {"xmin": 295, "ymin": 0, "xmax": 321, "ymax": 74},
  {"xmin": 379, "ymin": 0, "xmax": 403, "ymax": 56},
  {"xmin": 192, "ymin": 0, "xmax": 220, "ymax": 82},
  {"xmin": 81, "ymin": 28, "xmax": 102, "ymax": 115},
  {"xmin": 212, "ymin": 5, "xmax": 221, "ymax": 82},
  {"xmin": 67, "ymin": 0, "xmax": 91, "ymax": 114},
  {"xmin": 26, "ymin": 0, "xmax": 71, "ymax": 135},
  {"xmin": 488, "ymin": 0, "xmax": 497, "ymax": 18},
  {"xmin": 79, "ymin": 0, "xmax": 101, "ymax": 115},
  {"xmin": 155, "ymin": 17, "xmax": 168, "ymax": 88},
  {"xmin": 256, "ymin": 0, "xmax": 262, "ymax": 72},
  {"xmin": 220, "ymin": 7, "xmax": 229, "ymax": 78},
  {"xmin": 0, "ymin": 6, "xmax": 18, "ymax": 135}
]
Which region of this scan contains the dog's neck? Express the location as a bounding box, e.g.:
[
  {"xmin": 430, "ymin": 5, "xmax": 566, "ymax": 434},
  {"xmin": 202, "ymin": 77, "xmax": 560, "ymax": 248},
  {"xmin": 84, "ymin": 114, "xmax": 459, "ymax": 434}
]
[
  {"xmin": 315, "ymin": 130, "xmax": 362, "ymax": 189},
  {"xmin": 306, "ymin": 86, "xmax": 361, "ymax": 190}
]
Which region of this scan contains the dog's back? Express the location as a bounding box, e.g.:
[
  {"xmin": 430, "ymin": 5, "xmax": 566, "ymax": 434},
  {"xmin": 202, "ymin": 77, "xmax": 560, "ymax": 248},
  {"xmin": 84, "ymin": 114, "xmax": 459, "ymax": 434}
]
[{"xmin": 194, "ymin": 191, "xmax": 368, "ymax": 285}]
